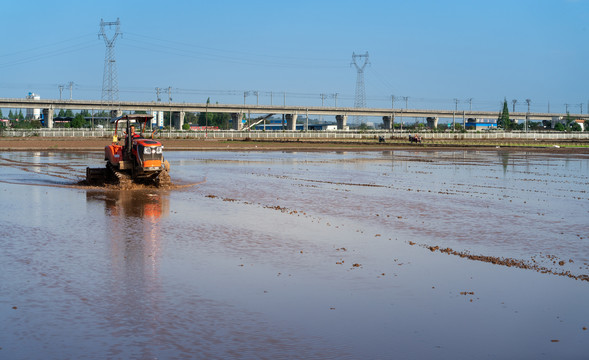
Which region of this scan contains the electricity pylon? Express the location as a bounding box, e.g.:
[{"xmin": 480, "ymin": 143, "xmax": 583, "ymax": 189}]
[
  {"xmin": 99, "ymin": 18, "xmax": 121, "ymax": 108},
  {"xmin": 352, "ymin": 52, "xmax": 369, "ymax": 123}
]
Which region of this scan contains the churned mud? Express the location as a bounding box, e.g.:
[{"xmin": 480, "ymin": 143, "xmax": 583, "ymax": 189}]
[{"xmin": 0, "ymin": 155, "xmax": 202, "ymax": 191}]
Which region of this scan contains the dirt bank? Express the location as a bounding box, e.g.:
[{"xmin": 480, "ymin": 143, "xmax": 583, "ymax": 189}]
[{"xmin": 1, "ymin": 137, "xmax": 589, "ymax": 153}]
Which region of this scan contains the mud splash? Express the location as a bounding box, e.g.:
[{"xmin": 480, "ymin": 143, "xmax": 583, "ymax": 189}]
[{"xmin": 0, "ymin": 154, "xmax": 204, "ymax": 191}]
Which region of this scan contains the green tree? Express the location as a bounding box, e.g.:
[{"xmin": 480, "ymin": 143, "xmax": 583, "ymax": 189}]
[
  {"xmin": 182, "ymin": 123, "xmax": 190, "ymax": 131},
  {"xmin": 528, "ymin": 121, "xmax": 542, "ymax": 131},
  {"xmin": 554, "ymin": 122, "xmax": 566, "ymax": 131},
  {"xmin": 357, "ymin": 122, "xmax": 370, "ymax": 131},
  {"xmin": 70, "ymin": 113, "xmax": 86, "ymax": 128},
  {"xmin": 8, "ymin": 110, "xmax": 14, "ymax": 119},
  {"xmin": 0, "ymin": 108, "xmax": 3, "ymax": 118},
  {"xmin": 584, "ymin": 120, "xmax": 589, "ymax": 132},
  {"xmin": 498, "ymin": 98, "xmax": 512, "ymax": 130},
  {"xmin": 570, "ymin": 122, "xmax": 582, "ymax": 132}
]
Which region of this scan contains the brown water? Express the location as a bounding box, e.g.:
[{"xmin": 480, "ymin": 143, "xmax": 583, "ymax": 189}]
[{"xmin": 1, "ymin": 150, "xmax": 588, "ymax": 359}]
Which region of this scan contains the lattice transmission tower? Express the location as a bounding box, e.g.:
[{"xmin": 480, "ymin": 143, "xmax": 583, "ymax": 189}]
[
  {"xmin": 99, "ymin": 18, "xmax": 121, "ymax": 107},
  {"xmin": 351, "ymin": 52, "xmax": 370, "ymax": 123}
]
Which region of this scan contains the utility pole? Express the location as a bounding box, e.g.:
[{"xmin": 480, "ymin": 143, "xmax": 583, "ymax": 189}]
[
  {"xmin": 155, "ymin": 87, "xmax": 161, "ymax": 102},
  {"xmin": 453, "ymin": 98, "xmax": 459, "ymax": 111},
  {"xmin": 512, "ymin": 99, "xmax": 517, "ymax": 112},
  {"xmin": 167, "ymin": 86, "xmax": 172, "ymax": 133},
  {"xmin": 68, "ymin": 81, "xmax": 74, "ymax": 100},
  {"xmin": 525, "ymin": 99, "xmax": 531, "ymax": 113},
  {"xmin": 565, "ymin": 103, "xmax": 569, "ymax": 113},
  {"xmin": 391, "ymin": 95, "xmax": 395, "ymax": 109},
  {"xmin": 403, "ymin": 96, "xmax": 409, "ymax": 109},
  {"xmin": 58, "ymin": 85, "xmax": 64, "ymax": 101},
  {"xmin": 466, "ymin": 98, "xmax": 473, "ymax": 111},
  {"xmin": 525, "ymin": 99, "xmax": 531, "ymax": 132},
  {"xmin": 320, "ymin": 93, "xmax": 328, "ymax": 123}
]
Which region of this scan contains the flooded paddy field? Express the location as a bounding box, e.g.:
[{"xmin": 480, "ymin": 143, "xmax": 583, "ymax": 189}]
[{"xmin": 1, "ymin": 149, "xmax": 588, "ymax": 359}]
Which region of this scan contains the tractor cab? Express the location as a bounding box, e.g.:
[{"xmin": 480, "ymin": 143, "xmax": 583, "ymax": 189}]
[{"xmin": 105, "ymin": 114, "xmax": 168, "ymax": 181}]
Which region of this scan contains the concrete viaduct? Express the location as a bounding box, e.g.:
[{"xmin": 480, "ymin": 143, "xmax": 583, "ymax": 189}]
[{"xmin": 0, "ymin": 98, "xmax": 584, "ymax": 130}]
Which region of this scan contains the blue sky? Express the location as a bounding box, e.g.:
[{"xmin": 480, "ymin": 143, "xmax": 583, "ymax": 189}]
[{"xmin": 1, "ymin": 0, "xmax": 588, "ymax": 113}]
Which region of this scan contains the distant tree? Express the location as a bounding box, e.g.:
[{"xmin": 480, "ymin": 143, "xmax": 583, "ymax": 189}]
[
  {"xmin": 528, "ymin": 121, "xmax": 542, "ymax": 131},
  {"xmin": 498, "ymin": 98, "xmax": 513, "ymax": 130},
  {"xmin": 197, "ymin": 99, "xmax": 230, "ymax": 129},
  {"xmin": 182, "ymin": 123, "xmax": 190, "ymax": 131},
  {"xmin": 58, "ymin": 109, "xmax": 65, "ymax": 117},
  {"xmin": 17, "ymin": 110, "xmax": 24, "ymax": 120},
  {"xmin": 0, "ymin": 108, "xmax": 3, "ymax": 118},
  {"xmin": 8, "ymin": 110, "xmax": 14, "ymax": 119},
  {"xmin": 570, "ymin": 122, "xmax": 582, "ymax": 132},
  {"xmin": 357, "ymin": 122, "xmax": 370, "ymax": 131},
  {"xmin": 554, "ymin": 122, "xmax": 566, "ymax": 131},
  {"xmin": 184, "ymin": 112, "xmax": 198, "ymax": 124},
  {"xmin": 584, "ymin": 120, "xmax": 589, "ymax": 132},
  {"xmin": 64, "ymin": 109, "xmax": 74, "ymax": 118},
  {"xmin": 70, "ymin": 113, "xmax": 86, "ymax": 128}
]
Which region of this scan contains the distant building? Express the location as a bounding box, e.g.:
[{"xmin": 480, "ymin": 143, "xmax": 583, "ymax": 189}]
[
  {"xmin": 550, "ymin": 116, "xmax": 585, "ymax": 131},
  {"xmin": 465, "ymin": 118, "xmax": 497, "ymax": 130},
  {"xmin": 26, "ymin": 92, "xmax": 41, "ymax": 120}
]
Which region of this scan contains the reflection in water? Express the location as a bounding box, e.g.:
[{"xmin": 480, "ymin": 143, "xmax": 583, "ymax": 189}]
[
  {"xmin": 86, "ymin": 190, "xmax": 170, "ymax": 358},
  {"xmin": 87, "ymin": 190, "xmax": 170, "ymax": 219},
  {"xmin": 501, "ymin": 152, "xmax": 509, "ymax": 174}
]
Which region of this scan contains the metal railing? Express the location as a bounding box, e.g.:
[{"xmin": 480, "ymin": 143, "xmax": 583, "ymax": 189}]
[{"xmin": 1, "ymin": 128, "xmax": 589, "ymax": 140}]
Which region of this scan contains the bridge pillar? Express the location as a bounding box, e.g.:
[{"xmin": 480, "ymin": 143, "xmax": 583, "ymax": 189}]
[
  {"xmin": 336, "ymin": 115, "xmax": 347, "ymax": 130},
  {"xmin": 42, "ymin": 108, "xmax": 54, "ymax": 128},
  {"xmin": 426, "ymin": 117, "xmax": 439, "ymax": 129},
  {"xmin": 172, "ymin": 111, "xmax": 185, "ymax": 130},
  {"xmin": 382, "ymin": 116, "xmax": 393, "ymax": 131},
  {"xmin": 231, "ymin": 112, "xmax": 243, "ymax": 130},
  {"xmin": 285, "ymin": 114, "xmax": 298, "ymax": 130}
]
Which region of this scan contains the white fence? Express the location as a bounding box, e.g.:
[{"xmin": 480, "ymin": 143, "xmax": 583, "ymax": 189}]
[{"xmin": 2, "ymin": 128, "xmax": 589, "ymax": 140}]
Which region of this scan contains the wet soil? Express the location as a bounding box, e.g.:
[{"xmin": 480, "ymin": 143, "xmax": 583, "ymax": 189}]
[
  {"xmin": 1, "ymin": 136, "xmax": 589, "ymax": 153},
  {"xmin": 2, "ymin": 150, "xmax": 588, "ymax": 359}
]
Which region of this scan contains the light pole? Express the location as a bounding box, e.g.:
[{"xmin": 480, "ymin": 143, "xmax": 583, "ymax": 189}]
[
  {"xmin": 512, "ymin": 99, "xmax": 517, "ymax": 112},
  {"xmin": 525, "ymin": 99, "xmax": 531, "ymax": 132}
]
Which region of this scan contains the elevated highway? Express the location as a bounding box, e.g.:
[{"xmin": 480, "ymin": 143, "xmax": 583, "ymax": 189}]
[{"xmin": 1, "ymin": 97, "xmax": 584, "ymax": 130}]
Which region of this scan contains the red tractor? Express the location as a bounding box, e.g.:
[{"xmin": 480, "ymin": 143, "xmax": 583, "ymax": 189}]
[{"xmin": 86, "ymin": 114, "xmax": 170, "ymax": 187}]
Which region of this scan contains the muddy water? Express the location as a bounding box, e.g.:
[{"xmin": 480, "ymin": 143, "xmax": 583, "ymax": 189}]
[{"xmin": 1, "ymin": 150, "xmax": 588, "ymax": 359}]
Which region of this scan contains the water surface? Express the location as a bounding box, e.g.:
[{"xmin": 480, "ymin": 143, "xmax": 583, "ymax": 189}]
[{"xmin": 1, "ymin": 150, "xmax": 588, "ymax": 359}]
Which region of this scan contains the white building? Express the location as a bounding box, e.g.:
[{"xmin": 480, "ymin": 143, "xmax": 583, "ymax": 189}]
[{"xmin": 26, "ymin": 92, "xmax": 41, "ymax": 120}]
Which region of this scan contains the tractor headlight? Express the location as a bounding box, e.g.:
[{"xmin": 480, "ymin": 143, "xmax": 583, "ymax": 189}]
[
  {"xmin": 155, "ymin": 146, "xmax": 163, "ymax": 154},
  {"xmin": 144, "ymin": 147, "xmax": 152, "ymax": 154}
]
